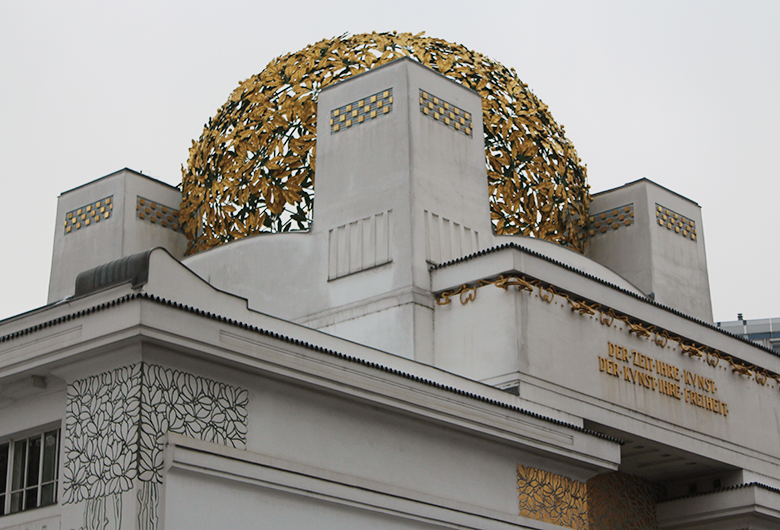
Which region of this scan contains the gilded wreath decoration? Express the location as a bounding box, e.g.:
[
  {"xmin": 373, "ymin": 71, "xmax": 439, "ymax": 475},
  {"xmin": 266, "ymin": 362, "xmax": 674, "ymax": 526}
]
[{"xmin": 181, "ymin": 32, "xmax": 590, "ymax": 255}]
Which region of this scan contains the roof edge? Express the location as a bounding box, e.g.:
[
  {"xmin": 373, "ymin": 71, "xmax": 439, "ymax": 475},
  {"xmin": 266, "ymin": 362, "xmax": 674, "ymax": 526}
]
[
  {"xmin": 659, "ymin": 481, "xmax": 780, "ymax": 503},
  {"xmin": 59, "ymin": 168, "xmax": 179, "ymax": 196},
  {"xmin": 0, "ymin": 291, "xmax": 622, "ymax": 446},
  {"xmin": 591, "ymin": 177, "xmax": 700, "ymax": 207}
]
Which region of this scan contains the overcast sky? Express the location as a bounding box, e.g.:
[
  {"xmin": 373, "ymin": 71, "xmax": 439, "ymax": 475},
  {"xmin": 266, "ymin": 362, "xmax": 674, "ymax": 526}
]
[{"xmin": 1, "ymin": 0, "xmax": 778, "ymax": 323}]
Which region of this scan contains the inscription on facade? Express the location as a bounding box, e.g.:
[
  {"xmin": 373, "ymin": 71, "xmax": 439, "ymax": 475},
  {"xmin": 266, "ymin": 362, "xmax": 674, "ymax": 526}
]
[{"xmin": 599, "ymin": 342, "xmax": 728, "ymax": 417}]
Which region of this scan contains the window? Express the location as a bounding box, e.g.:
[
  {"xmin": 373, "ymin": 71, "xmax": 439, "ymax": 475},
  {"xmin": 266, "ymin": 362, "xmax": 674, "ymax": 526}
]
[{"xmin": 0, "ymin": 428, "xmax": 60, "ymax": 516}]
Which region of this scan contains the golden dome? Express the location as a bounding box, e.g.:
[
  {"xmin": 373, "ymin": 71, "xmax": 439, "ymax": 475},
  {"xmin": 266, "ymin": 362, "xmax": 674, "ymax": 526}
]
[{"xmin": 181, "ymin": 32, "xmax": 590, "ymax": 254}]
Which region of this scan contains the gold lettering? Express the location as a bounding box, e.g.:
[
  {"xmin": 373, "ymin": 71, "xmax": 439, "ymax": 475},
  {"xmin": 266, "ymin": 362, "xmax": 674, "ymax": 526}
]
[
  {"xmin": 632, "ymin": 351, "xmax": 655, "ymax": 371},
  {"xmin": 655, "ymin": 360, "xmax": 682, "ymax": 382},
  {"xmin": 658, "ymin": 379, "xmax": 682, "ymax": 400},
  {"xmin": 634, "ymin": 370, "xmax": 655, "ymax": 389},
  {"xmin": 608, "ymin": 359, "xmax": 620, "ymax": 377},
  {"xmin": 609, "ymin": 344, "xmax": 630, "ymax": 362},
  {"xmin": 599, "ymin": 357, "xmax": 620, "ymax": 377},
  {"xmin": 602, "ymin": 343, "xmax": 726, "ymax": 417}
]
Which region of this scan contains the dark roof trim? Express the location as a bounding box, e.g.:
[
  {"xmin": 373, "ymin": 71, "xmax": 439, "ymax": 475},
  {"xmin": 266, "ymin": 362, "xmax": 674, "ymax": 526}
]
[
  {"xmin": 591, "ymin": 177, "xmax": 700, "ymax": 207},
  {"xmin": 428, "ymin": 243, "xmax": 778, "ymax": 358},
  {"xmin": 59, "ymin": 168, "xmax": 179, "ymax": 196},
  {"xmin": 659, "ymin": 481, "xmax": 780, "ymax": 503},
  {"xmin": 0, "ymin": 292, "xmax": 621, "ymax": 445}
]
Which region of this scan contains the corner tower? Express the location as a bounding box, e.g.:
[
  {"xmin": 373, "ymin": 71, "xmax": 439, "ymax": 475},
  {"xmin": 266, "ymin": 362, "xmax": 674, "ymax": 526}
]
[
  {"xmin": 311, "ymin": 58, "xmax": 490, "ymax": 358},
  {"xmin": 184, "ymin": 58, "xmax": 491, "ymax": 362}
]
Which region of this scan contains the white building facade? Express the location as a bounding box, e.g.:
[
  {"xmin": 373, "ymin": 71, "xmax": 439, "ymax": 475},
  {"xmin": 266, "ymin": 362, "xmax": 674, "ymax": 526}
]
[{"xmin": 2, "ymin": 58, "xmax": 779, "ymax": 530}]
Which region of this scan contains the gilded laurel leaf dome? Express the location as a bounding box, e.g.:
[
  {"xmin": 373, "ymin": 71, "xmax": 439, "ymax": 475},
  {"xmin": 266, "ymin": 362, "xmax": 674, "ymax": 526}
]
[{"xmin": 180, "ymin": 32, "xmax": 590, "ymax": 255}]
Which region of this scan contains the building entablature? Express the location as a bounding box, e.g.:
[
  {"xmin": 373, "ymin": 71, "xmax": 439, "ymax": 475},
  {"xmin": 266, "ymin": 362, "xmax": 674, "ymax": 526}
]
[
  {"xmin": 431, "ymin": 243, "xmax": 780, "ymax": 379},
  {"xmin": 429, "ymin": 243, "xmax": 780, "ymax": 482},
  {"xmin": 1, "ymin": 250, "xmax": 619, "ymax": 467}
]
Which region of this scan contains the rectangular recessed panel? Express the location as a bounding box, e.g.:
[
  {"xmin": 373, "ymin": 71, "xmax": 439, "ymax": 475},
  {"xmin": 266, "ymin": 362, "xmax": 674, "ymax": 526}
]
[
  {"xmin": 588, "ymin": 203, "xmax": 634, "ymax": 238},
  {"xmin": 64, "ymin": 196, "xmax": 113, "ymax": 234},
  {"xmin": 328, "ymin": 210, "xmax": 392, "ymax": 280},
  {"xmin": 419, "ymin": 89, "xmax": 473, "ymax": 137},
  {"xmin": 655, "ymin": 203, "xmax": 697, "ymax": 241},
  {"xmin": 330, "ymin": 88, "xmax": 393, "ymax": 134},
  {"xmin": 136, "ymin": 196, "xmax": 183, "ymax": 233},
  {"xmin": 424, "ymin": 210, "xmax": 479, "ymax": 264}
]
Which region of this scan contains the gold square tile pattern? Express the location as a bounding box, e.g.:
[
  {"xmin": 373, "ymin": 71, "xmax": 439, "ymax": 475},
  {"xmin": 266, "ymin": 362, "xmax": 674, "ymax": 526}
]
[
  {"xmin": 64, "ymin": 196, "xmax": 113, "ymax": 234},
  {"xmin": 655, "ymin": 203, "xmax": 696, "ymax": 241},
  {"xmin": 330, "ymin": 88, "xmax": 393, "ymax": 134},
  {"xmin": 419, "ymin": 90, "xmax": 473, "ymax": 137},
  {"xmin": 587, "ymin": 203, "xmax": 634, "ymax": 238},
  {"xmin": 137, "ymin": 196, "xmax": 183, "ymax": 232}
]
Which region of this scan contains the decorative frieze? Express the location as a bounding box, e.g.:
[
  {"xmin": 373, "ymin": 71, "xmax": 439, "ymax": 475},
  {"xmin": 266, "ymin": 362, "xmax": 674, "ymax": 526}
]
[
  {"xmin": 419, "ymin": 90, "xmax": 472, "ymax": 136},
  {"xmin": 436, "ymin": 273, "xmax": 778, "ymax": 390},
  {"xmin": 136, "ymin": 196, "xmax": 183, "ymax": 232},
  {"xmin": 588, "ymin": 204, "xmax": 634, "ymax": 237},
  {"xmin": 64, "ymin": 196, "xmax": 113, "ymax": 234},
  {"xmin": 656, "ymin": 204, "xmax": 696, "ymax": 241},
  {"xmin": 330, "ymin": 88, "xmax": 393, "ymax": 134}
]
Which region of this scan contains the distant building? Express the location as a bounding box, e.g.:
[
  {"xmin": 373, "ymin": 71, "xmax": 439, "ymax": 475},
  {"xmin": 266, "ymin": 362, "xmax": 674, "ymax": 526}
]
[
  {"xmin": 2, "ymin": 48, "xmax": 780, "ymax": 530},
  {"xmin": 718, "ymin": 317, "xmax": 780, "ymax": 354}
]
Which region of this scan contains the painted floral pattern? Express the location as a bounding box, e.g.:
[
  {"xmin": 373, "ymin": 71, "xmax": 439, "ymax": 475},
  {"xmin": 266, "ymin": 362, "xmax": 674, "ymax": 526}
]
[
  {"xmin": 63, "ymin": 363, "xmax": 248, "ymax": 530},
  {"xmin": 63, "ymin": 365, "xmax": 142, "ymax": 503},
  {"xmin": 139, "ymin": 364, "xmax": 249, "ymax": 482}
]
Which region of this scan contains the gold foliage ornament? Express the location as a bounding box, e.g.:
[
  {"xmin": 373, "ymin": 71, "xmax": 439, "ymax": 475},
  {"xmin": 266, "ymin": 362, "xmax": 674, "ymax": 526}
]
[
  {"xmin": 517, "ymin": 465, "xmax": 588, "ymax": 529},
  {"xmin": 181, "ymin": 32, "xmax": 591, "ymax": 255}
]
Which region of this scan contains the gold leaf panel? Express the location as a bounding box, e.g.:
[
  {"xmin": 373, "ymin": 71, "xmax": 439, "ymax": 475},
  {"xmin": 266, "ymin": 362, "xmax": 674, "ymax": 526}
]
[{"xmin": 517, "ymin": 465, "xmax": 588, "ymax": 530}]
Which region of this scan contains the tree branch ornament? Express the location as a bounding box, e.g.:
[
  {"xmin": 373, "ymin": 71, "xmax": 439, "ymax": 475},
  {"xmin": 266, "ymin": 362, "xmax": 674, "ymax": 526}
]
[{"xmin": 181, "ymin": 32, "xmax": 591, "ymax": 255}]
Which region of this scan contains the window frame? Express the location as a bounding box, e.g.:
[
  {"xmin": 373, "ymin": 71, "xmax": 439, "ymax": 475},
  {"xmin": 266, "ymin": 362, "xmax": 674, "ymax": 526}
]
[{"xmin": 0, "ymin": 424, "xmax": 61, "ymax": 517}]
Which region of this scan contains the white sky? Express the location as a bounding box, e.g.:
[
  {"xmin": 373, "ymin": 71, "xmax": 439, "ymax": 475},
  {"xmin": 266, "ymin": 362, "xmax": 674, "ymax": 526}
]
[{"xmin": 1, "ymin": 0, "xmax": 777, "ymax": 323}]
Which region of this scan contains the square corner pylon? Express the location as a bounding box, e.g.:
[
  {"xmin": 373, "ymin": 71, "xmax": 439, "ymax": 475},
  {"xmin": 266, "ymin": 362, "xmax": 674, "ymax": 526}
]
[
  {"xmin": 48, "ymin": 169, "xmax": 187, "ymax": 303},
  {"xmin": 314, "ymin": 58, "xmax": 493, "ymax": 288},
  {"xmin": 586, "ymin": 178, "xmax": 713, "ymax": 322}
]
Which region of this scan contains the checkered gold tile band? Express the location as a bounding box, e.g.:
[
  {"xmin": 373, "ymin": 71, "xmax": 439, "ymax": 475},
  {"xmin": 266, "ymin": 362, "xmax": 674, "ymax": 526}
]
[
  {"xmin": 419, "ymin": 90, "xmax": 472, "ymax": 137},
  {"xmin": 137, "ymin": 196, "xmax": 183, "ymax": 232},
  {"xmin": 64, "ymin": 196, "xmax": 113, "ymax": 234},
  {"xmin": 588, "ymin": 204, "xmax": 634, "ymax": 237},
  {"xmin": 656, "ymin": 204, "xmax": 696, "ymax": 241},
  {"xmin": 330, "ymin": 88, "xmax": 393, "ymax": 134}
]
